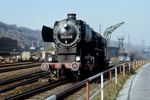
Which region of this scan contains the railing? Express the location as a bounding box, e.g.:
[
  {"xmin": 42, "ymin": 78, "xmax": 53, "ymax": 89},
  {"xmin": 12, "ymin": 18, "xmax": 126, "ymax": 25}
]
[{"xmin": 46, "ymin": 60, "xmax": 150, "ymax": 100}]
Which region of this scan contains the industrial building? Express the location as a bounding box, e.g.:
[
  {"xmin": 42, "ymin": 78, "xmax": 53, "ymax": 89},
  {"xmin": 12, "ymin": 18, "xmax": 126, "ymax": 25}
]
[
  {"xmin": 107, "ymin": 46, "xmax": 119, "ymax": 60},
  {"xmin": 0, "ymin": 37, "xmax": 17, "ymax": 52}
]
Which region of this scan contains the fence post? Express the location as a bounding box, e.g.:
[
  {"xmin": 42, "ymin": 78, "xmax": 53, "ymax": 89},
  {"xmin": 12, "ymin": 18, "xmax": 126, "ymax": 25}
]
[
  {"xmin": 136, "ymin": 61, "xmax": 138, "ymax": 67},
  {"xmin": 115, "ymin": 67, "xmax": 117, "ymax": 84},
  {"xmin": 109, "ymin": 70, "xmax": 112, "ymax": 90},
  {"xmin": 129, "ymin": 62, "xmax": 131, "ymax": 72},
  {"xmin": 123, "ymin": 64, "xmax": 125, "ymax": 76},
  {"xmin": 133, "ymin": 62, "xmax": 135, "ymax": 69},
  {"xmin": 140, "ymin": 60, "xmax": 141, "ymax": 65},
  {"xmin": 101, "ymin": 73, "xmax": 104, "ymax": 100},
  {"xmin": 120, "ymin": 66, "xmax": 122, "ymax": 78},
  {"xmin": 86, "ymin": 81, "xmax": 90, "ymax": 100}
]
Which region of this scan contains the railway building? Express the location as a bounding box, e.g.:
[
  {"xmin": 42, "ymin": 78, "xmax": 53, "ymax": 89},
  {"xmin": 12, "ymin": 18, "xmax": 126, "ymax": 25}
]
[
  {"xmin": 107, "ymin": 46, "xmax": 119, "ymax": 59},
  {"xmin": 0, "ymin": 37, "xmax": 17, "ymax": 52}
]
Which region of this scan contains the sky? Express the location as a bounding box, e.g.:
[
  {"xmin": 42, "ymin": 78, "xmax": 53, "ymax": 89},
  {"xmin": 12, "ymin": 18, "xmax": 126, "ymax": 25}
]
[{"xmin": 0, "ymin": 0, "xmax": 150, "ymax": 46}]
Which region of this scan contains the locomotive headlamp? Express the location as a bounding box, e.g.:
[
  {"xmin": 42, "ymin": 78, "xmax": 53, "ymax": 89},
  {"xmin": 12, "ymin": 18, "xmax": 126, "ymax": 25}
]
[
  {"xmin": 71, "ymin": 62, "xmax": 79, "ymax": 71},
  {"xmin": 48, "ymin": 57, "xmax": 52, "ymax": 62},
  {"xmin": 75, "ymin": 56, "xmax": 80, "ymax": 62},
  {"xmin": 41, "ymin": 62, "xmax": 49, "ymax": 71}
]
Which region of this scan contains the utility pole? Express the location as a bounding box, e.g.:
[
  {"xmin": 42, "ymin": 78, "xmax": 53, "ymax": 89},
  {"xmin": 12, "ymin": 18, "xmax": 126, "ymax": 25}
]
[
  {"xmin": 128, "ymin": 34, "xmax": 130, "ymax": 45},
  {"xmin": 128, "ymin": 34, "xmax": 130, "ymax": 53},
  {"xmin": 99, "ymin": 25, "xmax": 101, "ymax": 35},
  {"xmin": 141, "ymin": 39, "xmax": 146, "ymax": 52}
]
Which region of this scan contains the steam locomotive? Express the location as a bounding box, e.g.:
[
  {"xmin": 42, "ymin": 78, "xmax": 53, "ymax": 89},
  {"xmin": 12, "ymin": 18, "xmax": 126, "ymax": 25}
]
[{"xmin": 41, "ymin": 14, "xmax": 108, "ymax": 80}]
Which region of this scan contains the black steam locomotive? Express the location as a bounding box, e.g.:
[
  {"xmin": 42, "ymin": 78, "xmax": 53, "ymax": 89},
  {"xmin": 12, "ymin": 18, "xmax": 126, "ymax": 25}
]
[{"xmin": 41, "ymin": 14, "xmax": 108, "ymax": 80}]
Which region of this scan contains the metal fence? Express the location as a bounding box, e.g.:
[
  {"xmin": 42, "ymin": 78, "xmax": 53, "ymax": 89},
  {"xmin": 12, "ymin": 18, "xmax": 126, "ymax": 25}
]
[{"xmin": 46, "ymin": 60, "xmax": 150, "ymax": 100}]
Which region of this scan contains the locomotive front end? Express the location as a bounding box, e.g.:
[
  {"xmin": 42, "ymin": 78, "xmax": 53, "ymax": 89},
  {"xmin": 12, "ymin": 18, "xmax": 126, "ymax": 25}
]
[{"xmin": 41, "ymin": 14, "xmax": 83, "ymax": 80}]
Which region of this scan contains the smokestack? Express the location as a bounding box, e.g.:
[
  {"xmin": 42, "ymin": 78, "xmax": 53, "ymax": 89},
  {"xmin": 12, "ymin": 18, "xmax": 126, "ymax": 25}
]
[{"xmin": 67, "ymin": 13, "xmax": 76, "ymax": 20}]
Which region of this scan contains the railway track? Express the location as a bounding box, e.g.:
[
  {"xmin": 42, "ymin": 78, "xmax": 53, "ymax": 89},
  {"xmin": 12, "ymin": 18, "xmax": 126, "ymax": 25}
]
[
  {"xmin": 0, "ymin": 71, "xmax": 43, "ymax": 85},
  {"xmin": 3, "ymin": 79, "xmax": 68, "ymax": 100},
  {"xmin": 0, "ymin": 62, "xmax": 33, "ymax": 68},
  {"xmin": 0, "ymin": 71, "xmax": 50, "ymax": 93},
  {"xmin": 0, "ymin": 63, "xmax": 41, "ymax": 73}
]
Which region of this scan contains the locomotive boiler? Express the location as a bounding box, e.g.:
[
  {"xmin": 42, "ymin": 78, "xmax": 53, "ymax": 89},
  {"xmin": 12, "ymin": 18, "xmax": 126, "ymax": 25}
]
[{"xmin": 41, "ymin": 14, "xmax": 108, "ymax": 80}]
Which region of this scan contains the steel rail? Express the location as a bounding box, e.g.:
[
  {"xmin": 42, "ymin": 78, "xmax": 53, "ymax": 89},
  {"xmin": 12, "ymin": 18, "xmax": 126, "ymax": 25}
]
[
  {"xmin": 3, "ymin": 79, "xmax": 67, "ymax": 100},
  {"xmin": 0, "ymin": 63, "xmax": 41, "ymax": 73},
  {"xmin": 0, "ymin": 72, "xmax": 50, "ymax": 93},
  {"xmin": 0, "ymin": 62, "xmax": 33, "ymax": 67},
  {"xmin": 0, "ymin": 71, "xmax": 44, "ymax": 85}
]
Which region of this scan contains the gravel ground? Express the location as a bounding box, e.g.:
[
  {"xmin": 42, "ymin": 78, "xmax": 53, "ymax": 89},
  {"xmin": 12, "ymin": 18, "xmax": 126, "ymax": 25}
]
[
  {"xmin": 0, "ymin": 81, "xmax": 44, "ymax": 99},
  {"xmin": 26, "ymin": 82, "xmax": 73, "ymax": 100}
]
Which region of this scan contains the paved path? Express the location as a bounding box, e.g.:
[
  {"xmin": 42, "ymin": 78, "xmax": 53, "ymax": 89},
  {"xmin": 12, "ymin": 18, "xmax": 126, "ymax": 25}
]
[{"xmin": 116, "ymin": 63, "xmax": 150, "ymax": 100}]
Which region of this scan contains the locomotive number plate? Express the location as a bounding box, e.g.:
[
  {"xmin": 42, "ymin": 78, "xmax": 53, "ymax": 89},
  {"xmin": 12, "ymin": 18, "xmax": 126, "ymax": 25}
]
[{"xmin": 61, "ymin": 35, "xmax": 73, "ymax": 39}]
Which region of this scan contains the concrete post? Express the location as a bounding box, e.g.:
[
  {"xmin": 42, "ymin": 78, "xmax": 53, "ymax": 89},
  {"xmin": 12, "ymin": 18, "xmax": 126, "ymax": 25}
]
[
  {"xmin": 101, "ymin": 74, "xmax": 103, "ymax": 100},
  {"xmin": 129, "ymin": 62, "xmax": 131, "ymax": 72},
  {"xmin": 109, "ymin": 70, "xmax": 112, "ymax": 90},
  {"xmin": 115, "ymin": 67, "xmax": 117, "ymax": 84},
  {"xmin": 123, "ymin": 64, "xmax": 125, "ymax": 76},
  {"xmin": 133, "ymin": 62, "xmax": 135, "ymax": 69},
  {"xmin": 136, "ymin": 61, "xmax": 138, "ymax": 67}
]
